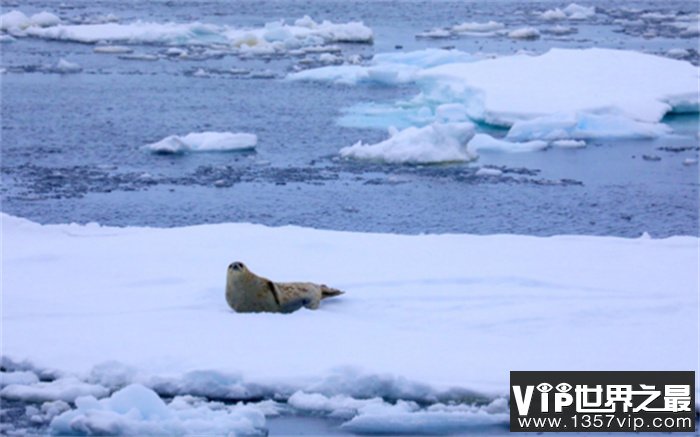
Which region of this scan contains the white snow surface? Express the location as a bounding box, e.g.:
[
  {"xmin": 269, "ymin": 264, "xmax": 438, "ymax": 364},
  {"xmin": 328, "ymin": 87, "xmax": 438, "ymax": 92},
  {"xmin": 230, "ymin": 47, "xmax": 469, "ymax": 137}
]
[
  {"xmin": 144, "ymin": 132, "xmax": 257, "ymax": 154},
  {"xmin": 418, "ymin": 48, "xmax": 698, "ymax": 126},
  {"xmin": 340, "ymin": 122, "xmax": 476, "ymax": 163},
  {"xmin": 2, "ymin": 214, "xmax": 697, "ymax": 402},
  {"xmin": 12, "ymin": 13, "xmax": 371, "ymax": 53}
]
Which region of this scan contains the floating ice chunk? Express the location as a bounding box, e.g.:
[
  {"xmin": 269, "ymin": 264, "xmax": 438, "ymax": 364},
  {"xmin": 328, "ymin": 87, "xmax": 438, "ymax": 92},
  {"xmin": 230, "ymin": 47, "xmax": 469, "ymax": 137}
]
[
  {"xmin": 30, "ymin": 11, "xmax": 60, "ymax": 27},
  {"xmin": 144, "ymin": 132, "xmax": 257, "ymax": 154},
  {"xmin": 340, "ymin": 122, "xmax": 476, "ymax": 163},
  {"xmin": 0, "ymin": 377, "xmax": 108, "ymax": 402},
  {"xmin": 0, "ymin": 10, "xmax": 30, "ymax": 31},
  {"xmin": 453, "ymin": 20, "xmax": 505, "ymax": 34},
  {"xmin": 468, "ymin": 134, "xmax": 547, "ymax": 153},
  {"xmin": 683, "ymin": 158, "xmax": 698, "ymax": 165},
  {"xmin": 0, "ymin": 34, "xmax": 15, "ymax": 42},
  {"xmin": 416, "ymin": 28, "xmax": 451, "ymax": 38},
  {"xmin": 540, "ymin": 8, "xmax": 567, "ymax": 21},
  {"xmin": 507, "ymin": 112, "xmax": 672, "ymax": 141},
  {"xmin": 551, "ymin": 139, "xmax": 586, "ymax": 148},
  {"xmin": 563, "ymin": 3, "xmax": 596, "ymax": 20},
  {"xmin": 475, "ymin": 167, "xmax": 503, "ymax": 177},
  {"xmin": 94, "ymin": 45, "xmax": 133, "ymax": 54},
  {"xmin": 54, "ymin": 58, "xmax": 82, "ymax": 73},
  {"xmin": 49, "ymin": 384, "xmax": 267, "ymax": 436},
  {"xmin": 666, "ymin": 48, "xmax": 690, "ymax": 59},
  {"xmin": 508, "ymin": 27, "xmax": 541, "ymax": 39},
  {"xmin": 545, "ymin": 25, "xmax": 576, "ymax": 35},
  {"xmin": 0, "ymin": 371, "xmax": 39, "ymax": 387},
  {"xmin": 293, "ymin": 15, "xmax": 373, "ymax": 43},
  {"xmin": 318, "ymin": 53, "xmax": 341, "ymax": 64},
  {"xmin": 418, "ymin": 48, "xmax": 699, "ymax": 126}
]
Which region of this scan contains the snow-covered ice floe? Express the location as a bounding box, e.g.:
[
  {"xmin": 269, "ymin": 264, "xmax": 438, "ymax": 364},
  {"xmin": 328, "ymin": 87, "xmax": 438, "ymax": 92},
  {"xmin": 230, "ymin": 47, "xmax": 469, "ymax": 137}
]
[
  {"xmin": 297, "ymin": 48, "xmax": 698, "ymax": 156},
  {"xmin": 417, "ymin": 20, "xmax": 507, "ymax": 39},
  {"xmin": 340, "ymin": 122, "xmax": 477, "ymax": 164},
  {"xmin": 1, "ymin": 214, "xmax": 698, "ymax": 433},
  {"xmin": 1, "ymin": 11, "xmax": 372, "ymax": 55},
  {"xmin": 0, "ymin": 10, "xmax": 60, "ymax": 31},
  {"xmin": 143, "ymin": 132, "xmax": 257, "ymax": 154},
  {"xmin": 539, "ymin": 3, "xmax": 596, "ymax": 21}
]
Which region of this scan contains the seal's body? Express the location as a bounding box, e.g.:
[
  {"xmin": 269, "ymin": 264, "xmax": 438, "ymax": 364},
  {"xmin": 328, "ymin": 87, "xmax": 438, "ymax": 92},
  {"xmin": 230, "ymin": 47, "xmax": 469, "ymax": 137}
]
[{"xmin": 226, "ymin": 262, "xmax": 344, "ymax": 313}]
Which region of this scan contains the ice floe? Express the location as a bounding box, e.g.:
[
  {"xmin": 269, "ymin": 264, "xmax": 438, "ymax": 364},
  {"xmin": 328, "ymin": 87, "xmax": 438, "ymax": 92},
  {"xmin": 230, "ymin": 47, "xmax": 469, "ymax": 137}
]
[
  {"xmin": 340, "ymin": 122, "xmax": 476, "ymax": 163},
  {"xmin": 322, "ymin": 48, "xmax": 697, "ymax": 144},
  {"xmin": 417, "ymin": 20, "xmax": 506, "ymax": 39},
  {"xmin": 1, "ymin": 214, "xmax": 697, "ymax": 431},
  {"xmin": 562, "ymin": 3, "xmax": 596, "ymax": 20},
  {"xmin": 93, "ymin": 45, "xmax": 133, "ymax": 54},
  {"xmin": 144, "ymin": 132, "xmax": 257, "ymax": 154},
  {"xmin": 53, "ymin": 58, "xmax": 82, "ymax": 74},
  {"xmin": 6, "ymin": 12, "xmax": 372, "ymax": 56},
  {"xmin": 508, "ymin": 26, "xmax": 541, "ymax": 39}
]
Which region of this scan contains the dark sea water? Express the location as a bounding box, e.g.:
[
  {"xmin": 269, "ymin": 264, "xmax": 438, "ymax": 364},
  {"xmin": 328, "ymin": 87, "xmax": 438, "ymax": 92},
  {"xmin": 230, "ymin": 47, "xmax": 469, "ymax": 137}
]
[{"xmin": 2, "ymin": 0, "xmax": 699, "ymax": 237}]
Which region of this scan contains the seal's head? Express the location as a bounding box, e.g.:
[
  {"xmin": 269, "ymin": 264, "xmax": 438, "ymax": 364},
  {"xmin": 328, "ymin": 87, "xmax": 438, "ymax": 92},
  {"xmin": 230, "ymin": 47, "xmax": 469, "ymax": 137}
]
[{"xmin": 227, "ymin": 261, "xmax": 250, "ymax": 282}]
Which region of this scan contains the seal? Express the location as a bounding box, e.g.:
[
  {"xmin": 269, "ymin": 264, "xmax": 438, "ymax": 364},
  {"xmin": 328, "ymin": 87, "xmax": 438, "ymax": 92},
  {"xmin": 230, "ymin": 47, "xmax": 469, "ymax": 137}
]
[{"xmin": 225, "ymin": 261, "xmax": 344, "ymax": 313}]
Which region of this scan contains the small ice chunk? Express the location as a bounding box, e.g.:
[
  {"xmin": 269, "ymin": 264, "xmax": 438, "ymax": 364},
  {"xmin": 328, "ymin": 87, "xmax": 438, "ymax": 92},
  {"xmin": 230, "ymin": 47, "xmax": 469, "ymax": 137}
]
[
  {"xmin": 666, "ymin": 48, "xmax": 689, "ymax": 59},
  {"xmin": 340, "ymin": 122, "xmax": 476, "ymax": 164},
  {"xmin": 416, "ymin": 28, "xmax": 451, "ymax": 38},
  {"xmin": 144, "ymin": 132, "xmax": 258, "ymax": 154},
  {"xmin": 0, "ymin": 34, "xmax": 16, "ymax": 43},
  {"xmin": 318, "ymin": 53, "xmax": 341, "ymax": 64},
  {"xmin": 508, "ymin": 27, "xmax": 541, "ymax": 39},
  {"xmin": 551, "ymin": 139, "xmax": 586, "ymax": 148},
  {"xmin": 546, "ymin": 25, "xmax": 576, "ymax": 35},
  {"xmin": 563, "ymin": 3, "xmax": 596, "ymax": 20},
  {"xmin": 540, "ymin": 8, "xmax": 567, "ymax": 21},
  {"xmin": 30, "ymin": 11, "xmax": 60, "ymax": 27},
  {"xmin": 682, "ymin": 158, "xmax": 697, "ymax": 165},
  {"xmin": 0, "ymin": 10, "xmax": 30, "ymax": 31},
  {"xmin": 452, "ymin": 21, "xmax": 504, "ymax": 33},
  {"xmin": 54, "ymin": 58, "xmax": 82, "ymax": 73},
  {"xmin": 94, "ymin": 45, "xmax": 133, "ymax": 54},
  {"xmin": 475, "ymin": 167, "xmax": 503, "ymax": 177},
  {"xmin": 468, "ymin": 134, "xmax": 548, "ymax": 153}
]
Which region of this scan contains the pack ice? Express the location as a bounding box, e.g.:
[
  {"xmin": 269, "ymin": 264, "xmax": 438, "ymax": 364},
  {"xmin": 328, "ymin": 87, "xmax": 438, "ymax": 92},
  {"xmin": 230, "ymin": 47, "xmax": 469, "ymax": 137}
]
[{"xmin": 143, "ymin": 132, "xmax": 257, "ymax": 154}]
